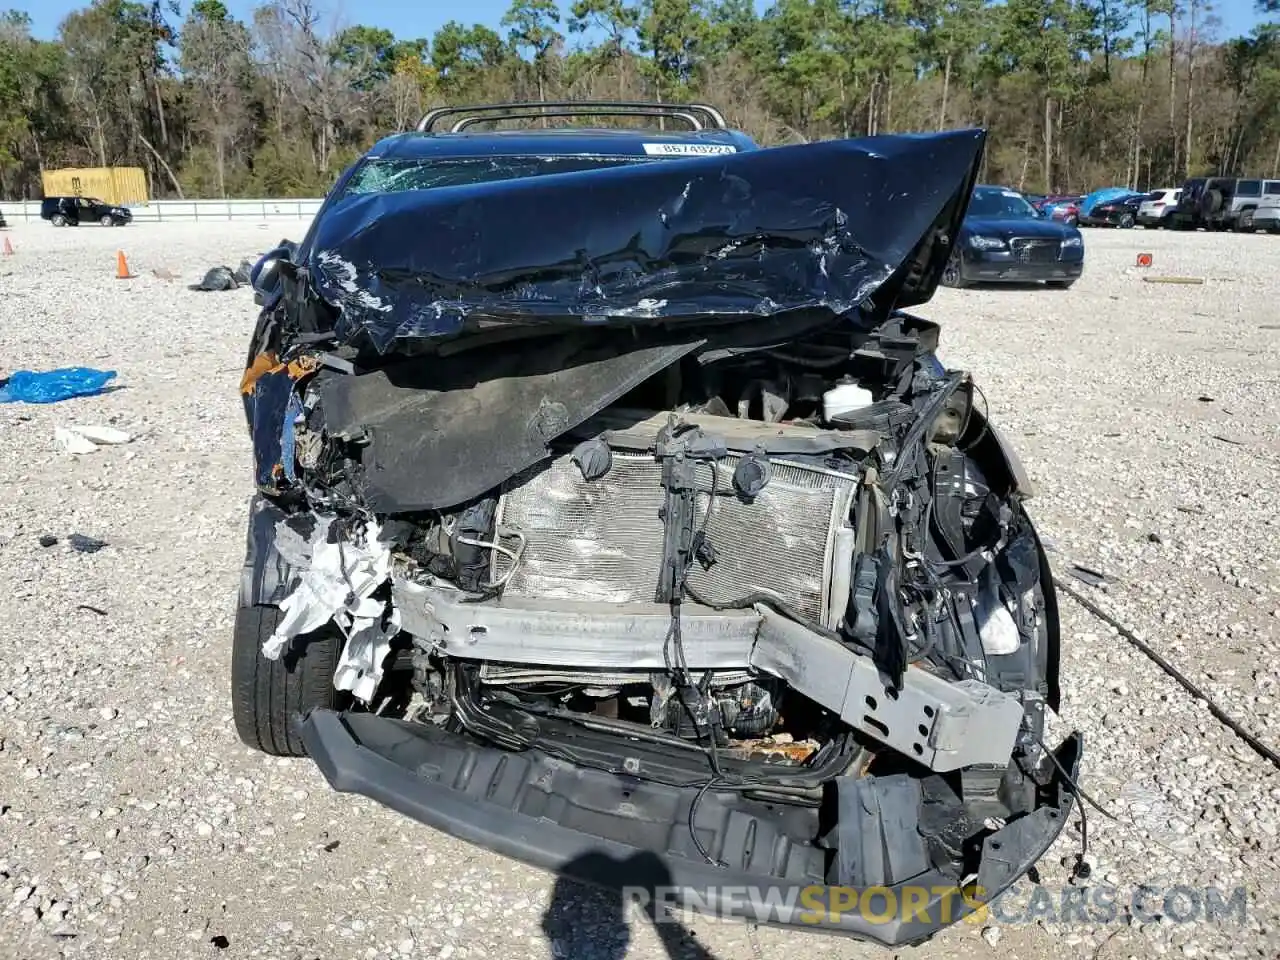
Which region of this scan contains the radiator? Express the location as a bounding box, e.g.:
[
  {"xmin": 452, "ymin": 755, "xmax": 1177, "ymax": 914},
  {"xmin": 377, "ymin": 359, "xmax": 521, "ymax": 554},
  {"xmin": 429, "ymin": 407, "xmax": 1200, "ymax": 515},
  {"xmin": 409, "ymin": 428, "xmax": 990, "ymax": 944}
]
[{"xmin": 493, "ymin": 451, "xmax": 858, "ymax": 626}]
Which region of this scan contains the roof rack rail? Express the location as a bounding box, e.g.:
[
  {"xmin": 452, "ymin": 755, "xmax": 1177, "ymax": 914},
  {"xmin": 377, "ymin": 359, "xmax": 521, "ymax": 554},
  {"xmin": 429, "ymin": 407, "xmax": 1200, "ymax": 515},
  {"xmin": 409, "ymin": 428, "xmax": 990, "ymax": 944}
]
[
  {"xmin": 452, "ymin": 107, "xmax": 704, "ymax": 132},
  {"xmin": 415, "ymin": 101, "xmax": 729, "ymax": 134}
]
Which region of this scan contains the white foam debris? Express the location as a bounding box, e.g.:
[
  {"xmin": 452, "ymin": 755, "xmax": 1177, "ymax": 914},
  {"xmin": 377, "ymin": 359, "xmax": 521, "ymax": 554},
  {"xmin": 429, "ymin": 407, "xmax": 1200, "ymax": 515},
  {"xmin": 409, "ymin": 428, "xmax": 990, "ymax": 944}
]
[{"xmin": 262, "ymin": 515, "xmax": 400, "ymax": 702}]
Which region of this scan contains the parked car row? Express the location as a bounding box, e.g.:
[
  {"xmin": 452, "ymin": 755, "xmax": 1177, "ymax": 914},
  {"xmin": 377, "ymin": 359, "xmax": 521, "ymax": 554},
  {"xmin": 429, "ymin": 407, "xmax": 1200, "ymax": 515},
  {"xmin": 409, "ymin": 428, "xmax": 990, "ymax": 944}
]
[
  {"xmin": 1170, "ymin": 177, "xmax": 1280, "ymax": 232},
  {"xmin": 1033, "ymin": 194, "xmax": 1082, "ymax": 225},
  {"xmin": 1063, "ymin": 177, "xmax": 1280, "ymax": 233}
]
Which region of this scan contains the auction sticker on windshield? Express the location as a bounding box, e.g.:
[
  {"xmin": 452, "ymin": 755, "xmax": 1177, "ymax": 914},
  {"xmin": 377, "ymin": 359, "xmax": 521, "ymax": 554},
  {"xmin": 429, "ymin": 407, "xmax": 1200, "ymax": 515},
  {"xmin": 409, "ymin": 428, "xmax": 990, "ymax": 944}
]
[{"xmin": 642, "ymin": 143, "xmax": 738, "ymax": 156}]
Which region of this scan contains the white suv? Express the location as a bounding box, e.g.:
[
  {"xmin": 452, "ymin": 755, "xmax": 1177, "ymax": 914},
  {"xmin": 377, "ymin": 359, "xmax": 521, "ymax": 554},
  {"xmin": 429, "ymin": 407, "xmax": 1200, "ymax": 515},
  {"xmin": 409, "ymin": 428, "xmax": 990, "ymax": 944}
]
[{"xmin": 1137, "ymin": 187, "xmax": 1181, "ymax": 227}]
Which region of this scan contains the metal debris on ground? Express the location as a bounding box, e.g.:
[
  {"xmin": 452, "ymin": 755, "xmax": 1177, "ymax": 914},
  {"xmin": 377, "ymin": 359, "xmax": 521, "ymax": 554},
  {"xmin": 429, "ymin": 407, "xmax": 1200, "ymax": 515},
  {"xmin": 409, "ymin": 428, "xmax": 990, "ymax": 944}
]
[
  {"xmin": 1066, "ymin": 564, "xmax": 1113, "ymax": 588},
  {"xmin": 55, "ymin": 424, "xmax": 132, "ymax": 454},
  {"xmin": 67, "ymin": 534, "xmax": 108, "ymax": 554}
]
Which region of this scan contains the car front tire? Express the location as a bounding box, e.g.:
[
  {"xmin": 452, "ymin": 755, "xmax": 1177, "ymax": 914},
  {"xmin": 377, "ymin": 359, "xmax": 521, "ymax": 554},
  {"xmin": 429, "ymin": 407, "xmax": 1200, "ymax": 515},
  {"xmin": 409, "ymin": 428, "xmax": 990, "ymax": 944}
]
[
  {"xmin": 51, "ymin": 214, "xmax": 66, "ymax": 227},
  {"xmin": 99, "ymin": 214, "xmax": 113, "ymax": 226},
  {"xmin": 230, "ymin": 602, "xmax": 352, "ymax": 757},
  {"xmin": 1119, "ymin": 213, "xmax": 1135, "ymax": 229},
  {"xmin": 1048, "ymin": 279, "xmax": 1076, "ymax": 289}
]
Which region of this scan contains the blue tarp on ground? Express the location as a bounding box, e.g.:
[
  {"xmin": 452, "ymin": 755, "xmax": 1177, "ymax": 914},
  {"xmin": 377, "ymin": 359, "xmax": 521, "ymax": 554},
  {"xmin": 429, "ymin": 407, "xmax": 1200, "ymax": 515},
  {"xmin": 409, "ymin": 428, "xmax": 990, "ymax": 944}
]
[{"xmin": 0, "ymin": 368, "xmax": 116, "ymax": 404}]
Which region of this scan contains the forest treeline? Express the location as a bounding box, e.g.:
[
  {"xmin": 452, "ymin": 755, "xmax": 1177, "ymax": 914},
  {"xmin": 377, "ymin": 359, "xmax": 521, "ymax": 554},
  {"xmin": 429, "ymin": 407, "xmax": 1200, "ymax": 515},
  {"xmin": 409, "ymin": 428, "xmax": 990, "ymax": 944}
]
[{"xmin": 0, "ymin": 0, "xmax": 1277, "ymax": 200}]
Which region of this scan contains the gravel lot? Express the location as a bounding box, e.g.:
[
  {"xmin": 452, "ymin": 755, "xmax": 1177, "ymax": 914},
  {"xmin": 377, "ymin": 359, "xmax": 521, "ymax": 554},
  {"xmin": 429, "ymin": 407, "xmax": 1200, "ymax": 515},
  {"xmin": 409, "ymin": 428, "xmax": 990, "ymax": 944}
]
[{"xmin": 1, "ymin": 219, "xmax": 1278, "ymax": 960}]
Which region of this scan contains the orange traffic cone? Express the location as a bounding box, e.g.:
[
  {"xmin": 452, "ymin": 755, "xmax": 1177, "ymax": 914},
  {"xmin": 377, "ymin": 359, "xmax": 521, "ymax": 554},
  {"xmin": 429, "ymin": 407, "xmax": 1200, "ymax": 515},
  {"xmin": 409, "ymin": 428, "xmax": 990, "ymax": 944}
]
[
  {"xmin": 116, "ymin": 250, "xmax": 134, "ymax": 279},
  {"xmin": 2, "ymin": 236, "xmax": 13, "ymax": 256}
]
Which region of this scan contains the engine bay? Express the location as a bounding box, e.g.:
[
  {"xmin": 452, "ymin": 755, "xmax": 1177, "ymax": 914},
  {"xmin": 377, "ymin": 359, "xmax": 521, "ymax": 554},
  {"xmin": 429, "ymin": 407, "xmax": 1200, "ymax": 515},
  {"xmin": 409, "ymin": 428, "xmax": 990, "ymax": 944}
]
[{"xmin": 248, "ymin": 309, "xmax": 1058, "ymax": 836}]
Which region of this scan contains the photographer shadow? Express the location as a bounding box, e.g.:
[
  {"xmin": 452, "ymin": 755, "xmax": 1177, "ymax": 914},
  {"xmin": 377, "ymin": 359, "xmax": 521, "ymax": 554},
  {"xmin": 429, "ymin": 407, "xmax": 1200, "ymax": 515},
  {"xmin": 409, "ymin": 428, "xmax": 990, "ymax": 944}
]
[{"xmin": 542, "ymin": 851, "xmax": 719, "ymax": 960}]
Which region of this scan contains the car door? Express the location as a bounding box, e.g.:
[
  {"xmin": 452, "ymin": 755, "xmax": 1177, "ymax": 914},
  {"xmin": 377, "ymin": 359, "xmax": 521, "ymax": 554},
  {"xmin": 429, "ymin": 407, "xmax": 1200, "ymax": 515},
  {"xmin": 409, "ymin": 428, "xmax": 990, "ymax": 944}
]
[{"xmin": 1234, "ymin": 179, "xmax": 1262, "ymax": 214}]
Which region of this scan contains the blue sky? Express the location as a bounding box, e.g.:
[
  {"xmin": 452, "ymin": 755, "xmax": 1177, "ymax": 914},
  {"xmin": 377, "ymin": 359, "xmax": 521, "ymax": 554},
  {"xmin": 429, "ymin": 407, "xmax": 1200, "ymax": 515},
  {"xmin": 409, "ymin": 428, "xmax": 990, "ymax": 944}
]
[{"xmin": 14, "ymin": 0, "xmax": 1271, "ymax": 46}]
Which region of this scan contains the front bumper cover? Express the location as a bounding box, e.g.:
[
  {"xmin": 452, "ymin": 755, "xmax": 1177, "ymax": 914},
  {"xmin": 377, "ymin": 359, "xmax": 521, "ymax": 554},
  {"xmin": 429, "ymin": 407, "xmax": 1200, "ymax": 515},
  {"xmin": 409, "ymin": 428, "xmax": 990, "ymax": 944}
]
[
  {"xmin": 963, "ymin": 258, "xmax": 1083, "ymax": 284},
  {"xmin": 299, "ymin": 708, "xmax": 1081, "ymax": 946}
]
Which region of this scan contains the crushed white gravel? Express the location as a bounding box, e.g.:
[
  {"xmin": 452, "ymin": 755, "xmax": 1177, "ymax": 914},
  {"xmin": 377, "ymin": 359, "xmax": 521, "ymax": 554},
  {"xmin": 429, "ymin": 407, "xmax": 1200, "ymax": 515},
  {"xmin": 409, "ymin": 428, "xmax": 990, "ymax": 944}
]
[{"xmin": 0, "ymin": 219, "xmax": 1277, "ymax": 960}]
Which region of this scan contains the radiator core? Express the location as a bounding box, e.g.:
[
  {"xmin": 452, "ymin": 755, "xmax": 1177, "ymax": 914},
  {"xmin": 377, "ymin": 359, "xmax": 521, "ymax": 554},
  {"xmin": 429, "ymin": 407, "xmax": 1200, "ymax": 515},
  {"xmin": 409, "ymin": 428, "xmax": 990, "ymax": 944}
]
[{"xmin": 493, "ymin": 451, "xmax": 857, "ymax": 626}]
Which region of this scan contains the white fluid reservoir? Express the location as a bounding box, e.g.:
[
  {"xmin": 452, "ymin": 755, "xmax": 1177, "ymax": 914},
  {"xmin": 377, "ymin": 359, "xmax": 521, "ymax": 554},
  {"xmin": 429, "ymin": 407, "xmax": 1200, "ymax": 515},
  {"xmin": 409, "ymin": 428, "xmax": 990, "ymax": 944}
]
[{"xmin": 823, "ymin": 383, "xmax": 875, "ymax": 423}]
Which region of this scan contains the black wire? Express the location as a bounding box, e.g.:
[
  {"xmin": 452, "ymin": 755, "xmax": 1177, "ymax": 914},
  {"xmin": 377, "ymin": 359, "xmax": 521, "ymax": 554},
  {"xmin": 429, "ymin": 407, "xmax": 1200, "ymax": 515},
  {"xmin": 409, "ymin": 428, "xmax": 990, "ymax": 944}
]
[
  {"xmin": 1031, "ymin": 731, "xmax": 1121, "ymax": 881},
  {"xmin": 883, "ymin": 371, "xmax": 965, "ymax": 489},
  {"xmin": 688, "ymin": 777, "xmax": 728, "ymax": 867},
  {"xmin": 669, "ymin": 459, "xmax": 742, "ymax": 865},
  {"xmin": 1055, "ymin": 577, "xmax": 1280, "ymax": 773},
  {"xmin": 960, "ymin": 381, "xmax": 992, "ymax": 452}
]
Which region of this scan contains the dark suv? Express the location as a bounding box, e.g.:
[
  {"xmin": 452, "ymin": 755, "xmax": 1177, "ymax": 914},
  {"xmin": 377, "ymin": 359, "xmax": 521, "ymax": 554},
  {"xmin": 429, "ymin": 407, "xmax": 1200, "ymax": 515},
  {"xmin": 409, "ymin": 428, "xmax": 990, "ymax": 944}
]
[
  {"xmin": 1172, "ymin": 177, "xmax": 1280, "ymax": 231},
  {"xmin": 40, "ymin": 196, "xmax": 132, "ymax": 227},
  {"xmin": 232, "ymin": 100, "xmax": 1077, "ymax": 947}
]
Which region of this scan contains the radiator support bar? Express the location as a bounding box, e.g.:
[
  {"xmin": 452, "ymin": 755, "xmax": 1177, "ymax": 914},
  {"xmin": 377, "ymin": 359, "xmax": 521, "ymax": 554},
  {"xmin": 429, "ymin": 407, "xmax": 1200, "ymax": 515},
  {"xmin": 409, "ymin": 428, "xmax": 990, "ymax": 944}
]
[{"xmin": 393, "ymin": 579, "xmax": 1023, "ymax": 773}]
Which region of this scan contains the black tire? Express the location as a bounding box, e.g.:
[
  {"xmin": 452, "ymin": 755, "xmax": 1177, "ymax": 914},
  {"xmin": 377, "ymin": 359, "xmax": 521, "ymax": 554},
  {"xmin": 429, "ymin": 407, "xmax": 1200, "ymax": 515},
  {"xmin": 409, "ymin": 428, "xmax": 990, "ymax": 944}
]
[
  {"xmin": 99, "ymin": 214, "xmax": 113, "ymax": 226},
  {"xmin": 231, "ymin": 603, "xmax": 351, "ymax": 756},
  {"xmin": 1048, "ymin": 279, "xmax": 1076, "ymax": 289},
  {"xmin": 1234, "ymin": 210, "xmax": 1255, "ymax": 233},
  {"xmin": 1119, "ymin": 212, "xmax": 1135, "ymax": 229},
  {"xmin": 941, "ymin": 252, "xmax": 969, "ymax": 289},
  {"xmin": 51, "ymin": 214, "xmax": 66, "ymax": 227}
]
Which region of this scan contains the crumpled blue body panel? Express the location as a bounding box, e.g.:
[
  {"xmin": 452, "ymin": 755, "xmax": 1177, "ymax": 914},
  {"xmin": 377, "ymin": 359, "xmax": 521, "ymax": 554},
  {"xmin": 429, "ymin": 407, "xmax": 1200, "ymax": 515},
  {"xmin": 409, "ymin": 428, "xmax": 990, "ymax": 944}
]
[{"xmin": 308, "ymin": 130, "xmax": 986, "ymax": 353}]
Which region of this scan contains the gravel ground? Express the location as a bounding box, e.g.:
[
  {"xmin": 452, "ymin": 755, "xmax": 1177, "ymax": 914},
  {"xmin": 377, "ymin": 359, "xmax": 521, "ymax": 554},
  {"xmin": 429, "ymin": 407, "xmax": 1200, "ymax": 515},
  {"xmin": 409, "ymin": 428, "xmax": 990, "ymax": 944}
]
[{"xmin": 1, "ymin": 219, "xmax": 1277, "ymax": 960}]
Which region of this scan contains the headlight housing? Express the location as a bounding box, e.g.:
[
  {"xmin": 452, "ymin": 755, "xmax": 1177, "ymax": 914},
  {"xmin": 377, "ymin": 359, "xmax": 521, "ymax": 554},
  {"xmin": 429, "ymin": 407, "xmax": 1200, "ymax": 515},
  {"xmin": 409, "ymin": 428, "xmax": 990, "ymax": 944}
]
[
  {"xmin": 968, "ymin": 235, "xmax": 1006, "ymax": 251},
  {"xmin": 1060, "ymin": 235, "xmax": 1083, "ymax": 248}
]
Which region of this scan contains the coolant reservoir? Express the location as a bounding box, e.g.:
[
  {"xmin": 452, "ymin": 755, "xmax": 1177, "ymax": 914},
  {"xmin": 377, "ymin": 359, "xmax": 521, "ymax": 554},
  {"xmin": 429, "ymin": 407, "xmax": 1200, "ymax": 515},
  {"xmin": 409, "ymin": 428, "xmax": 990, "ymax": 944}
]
[{"xmin": 823, "ymin": 382, "xmax": 874, "ymax": 424}]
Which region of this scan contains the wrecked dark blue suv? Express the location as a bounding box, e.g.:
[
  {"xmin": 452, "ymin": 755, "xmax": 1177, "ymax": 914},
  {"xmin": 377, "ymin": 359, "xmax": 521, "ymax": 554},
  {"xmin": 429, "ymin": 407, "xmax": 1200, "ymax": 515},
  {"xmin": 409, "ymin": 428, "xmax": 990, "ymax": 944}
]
[{"xmin": 232, "ymin": 101, "xmax": 1079, "ymax": 947}]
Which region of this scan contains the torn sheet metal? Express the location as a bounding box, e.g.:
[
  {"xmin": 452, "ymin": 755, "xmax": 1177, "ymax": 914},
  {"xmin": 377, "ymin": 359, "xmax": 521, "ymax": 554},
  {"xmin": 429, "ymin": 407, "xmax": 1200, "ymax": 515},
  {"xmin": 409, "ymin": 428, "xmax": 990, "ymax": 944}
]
[
  {"xmin": 313, "ymin": 337, "xmax": 702, "ymax": 512},
  {"xmin": 262, "ymin": 514, "xmax": 399, "ymax": 701},
  {"xmin": 241, "ymin": 353, "xmax": 318, "ymax": 492},
  {"xmin": 308, "ymin": 130, "xmax": 985, "ymax": 352}
]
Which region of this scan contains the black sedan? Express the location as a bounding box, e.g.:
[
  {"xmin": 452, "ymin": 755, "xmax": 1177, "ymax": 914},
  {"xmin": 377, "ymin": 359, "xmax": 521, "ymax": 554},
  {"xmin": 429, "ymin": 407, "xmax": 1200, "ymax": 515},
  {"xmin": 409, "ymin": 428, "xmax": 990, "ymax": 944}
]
[
  {"xmin": 1078, "ymin": 192, "xmax": 1147, "ymax": 228},
  {"xmin": 943, "ymin": 185, "xmax": 1084, "ymax": 289}
]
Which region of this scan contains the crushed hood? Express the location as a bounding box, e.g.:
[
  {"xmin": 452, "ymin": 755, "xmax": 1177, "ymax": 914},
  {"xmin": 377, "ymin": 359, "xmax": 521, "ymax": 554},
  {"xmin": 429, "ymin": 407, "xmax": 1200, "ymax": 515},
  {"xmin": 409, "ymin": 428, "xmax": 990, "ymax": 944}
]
[{"xmin": 308, "ymin": 129, "xmax": 986, "ymax": 353}]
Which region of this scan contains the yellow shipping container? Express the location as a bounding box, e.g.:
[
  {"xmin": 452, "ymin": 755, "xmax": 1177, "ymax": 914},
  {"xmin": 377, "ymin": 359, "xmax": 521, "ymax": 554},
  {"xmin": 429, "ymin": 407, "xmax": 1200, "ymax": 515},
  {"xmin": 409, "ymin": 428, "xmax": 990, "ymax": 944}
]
[{"xmin": 41, "ymin": 166, "xmax": 149, "ymax": 206}]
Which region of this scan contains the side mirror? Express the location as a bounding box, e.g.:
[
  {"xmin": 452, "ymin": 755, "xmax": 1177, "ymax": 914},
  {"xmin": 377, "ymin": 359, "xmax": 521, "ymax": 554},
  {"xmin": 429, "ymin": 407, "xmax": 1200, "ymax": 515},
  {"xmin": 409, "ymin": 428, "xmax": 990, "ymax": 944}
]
[{"xmin": 250, "ymin": 241, "xmax": 298, "ymax": 306}]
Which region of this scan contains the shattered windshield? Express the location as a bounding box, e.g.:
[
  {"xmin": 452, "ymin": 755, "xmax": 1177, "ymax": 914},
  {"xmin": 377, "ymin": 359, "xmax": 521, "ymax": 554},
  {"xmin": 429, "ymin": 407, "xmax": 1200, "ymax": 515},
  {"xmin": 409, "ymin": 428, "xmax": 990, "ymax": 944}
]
[
  {"xmin": 342, "ymin": 156, "xmax": 651, "ymax": 196},
  {"xmin": 967, "ymin": 188, "xmax": 1039, "ymax": 220}
]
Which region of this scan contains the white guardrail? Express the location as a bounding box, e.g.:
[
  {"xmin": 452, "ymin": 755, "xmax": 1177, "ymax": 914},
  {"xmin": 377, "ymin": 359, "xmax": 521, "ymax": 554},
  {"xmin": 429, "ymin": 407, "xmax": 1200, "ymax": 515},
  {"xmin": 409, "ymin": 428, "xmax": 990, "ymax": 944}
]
[{"xmin": 0, "ymin": 198, "xmax": 324, "ymax": 223}]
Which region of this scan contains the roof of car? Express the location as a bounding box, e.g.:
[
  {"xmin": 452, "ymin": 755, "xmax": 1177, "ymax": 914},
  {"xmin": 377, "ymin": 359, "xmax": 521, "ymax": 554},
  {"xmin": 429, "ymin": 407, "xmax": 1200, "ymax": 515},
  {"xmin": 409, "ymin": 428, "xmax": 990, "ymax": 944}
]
[{"xmin": 366, "ymin": 127, "xmax": 757, "ymax": 162}]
